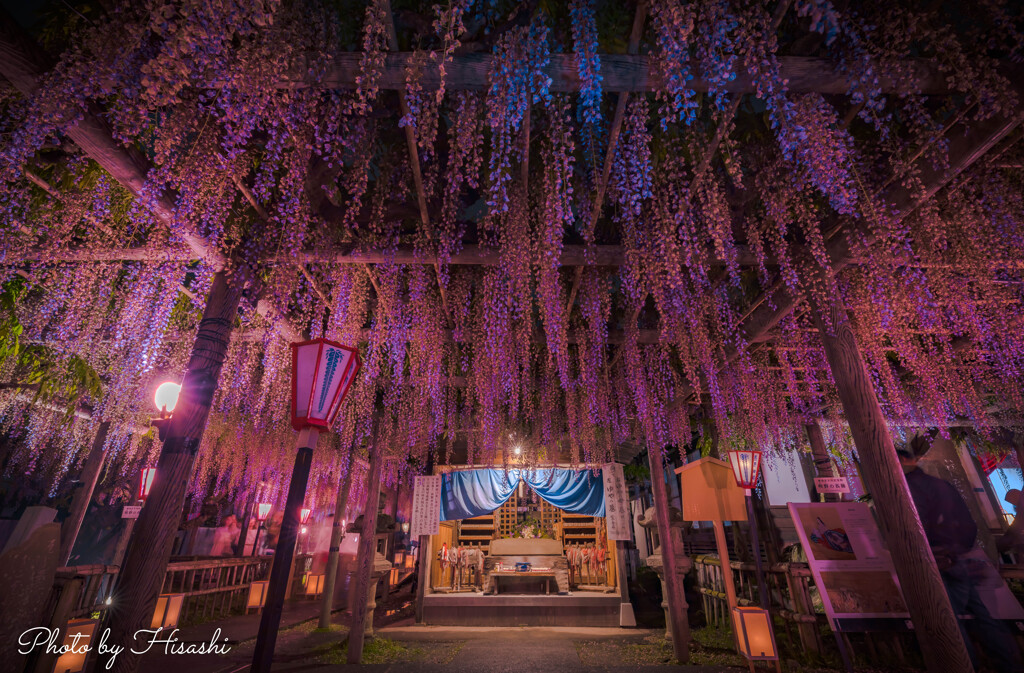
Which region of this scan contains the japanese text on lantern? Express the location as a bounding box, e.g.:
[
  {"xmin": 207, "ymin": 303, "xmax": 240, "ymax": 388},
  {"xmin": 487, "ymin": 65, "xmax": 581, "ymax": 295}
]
[
  {"xmin": 603, "ymin": 463, "xmax": 632, "ymax": 541},
  {"xmin": 410, "ymin": 475, "xmax": 442, "ymax": 538}
]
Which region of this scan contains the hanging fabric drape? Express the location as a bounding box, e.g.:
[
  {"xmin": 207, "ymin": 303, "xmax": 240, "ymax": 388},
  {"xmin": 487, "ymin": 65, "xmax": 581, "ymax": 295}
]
[{"xmin": 440, "ymin": 468, "xmax": 605, "ymax": 520}]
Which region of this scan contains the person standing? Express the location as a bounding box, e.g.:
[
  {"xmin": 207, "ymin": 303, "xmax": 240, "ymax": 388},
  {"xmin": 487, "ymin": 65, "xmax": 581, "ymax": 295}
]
[{"xmin": 898, "ymin": 437, "xmax": 1023, "ymax": 672}]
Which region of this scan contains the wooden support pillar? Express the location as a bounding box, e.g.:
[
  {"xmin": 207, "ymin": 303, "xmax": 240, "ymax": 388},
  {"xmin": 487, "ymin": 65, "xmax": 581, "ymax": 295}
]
[
  {"xmin": 102, "ymin": 270, "xmax": 242, "ymax": 673},
  {"xmin": 347, "ymin": 435, "xmax": 384, "ymax": 664},
  {"xmin": 235, "ymin": 488, "xmax": 257, "ymax": 557},
  {"xmin": 251, "ymin": 427, "xmax": 320, "ymax": 673},
  {"xmin": 646, "ymin": 446, "xmax": 690, "ymax": 663},
  {"xmin": 59, "ymin": 421, "xmax": 111, "ymax": 566},
  {"xmin": 806, "ymin": 419, "xmax": 839, "ymax": 501},
  {"xmin": 811, "ymin": 289, "xmax": 974, "ymax": 673},
  {"xmin": 414, "ymin": 533, "xmax": 431, "ymax": 624},
  {"xmin": 615, "ymin": 540, "xmax": 637, "ymax": 627},
  {"xmin": 319, "ymin": 447, "xmax": 355, "ymax": 629}
]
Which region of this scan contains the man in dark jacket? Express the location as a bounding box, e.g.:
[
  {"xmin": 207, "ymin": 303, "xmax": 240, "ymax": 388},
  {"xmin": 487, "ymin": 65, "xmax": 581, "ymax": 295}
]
[{"xmin": 898, "ymin": 438, "xmax": 1022, "ymax": 672}]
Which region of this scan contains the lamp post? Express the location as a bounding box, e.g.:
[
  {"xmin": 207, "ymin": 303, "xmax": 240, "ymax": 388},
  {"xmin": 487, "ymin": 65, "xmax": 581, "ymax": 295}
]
[
  {"xmin": 151, "ymin": 381, "xmax": 181, "ymax": 441},
  {"xmin": 252, "ymin": 503, "xmax": 271, "ymax": 556},
  {"xmin": 139, "ymin": 468, "xmax": 157, "ymax": 502},
  {"xmin": 726, "ymin": 449, "xmax": 770, "ymax": 612},
  {"xmin": 299, "ymin": 507, "xmax": 312, "ymax": 554},
  {"xmin": 251, "ymin": 339, "xmax": 360, "ymax": 673},
  {"xmin": 727, "ymin": 449, "xmax": 781, "ymax": 672}
]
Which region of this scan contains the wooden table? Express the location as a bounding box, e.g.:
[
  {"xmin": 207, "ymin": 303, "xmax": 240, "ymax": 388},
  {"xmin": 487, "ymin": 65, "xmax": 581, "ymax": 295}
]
[{"xmin": 490, "ymin": 570, "xmax": 559, "ymax": 595}]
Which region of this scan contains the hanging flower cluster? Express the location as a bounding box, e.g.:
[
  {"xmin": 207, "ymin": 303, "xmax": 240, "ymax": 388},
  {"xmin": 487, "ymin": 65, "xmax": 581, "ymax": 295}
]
[{"xmin": 0, "ymin": 0, "xmax": 1022, "ymax": 516}]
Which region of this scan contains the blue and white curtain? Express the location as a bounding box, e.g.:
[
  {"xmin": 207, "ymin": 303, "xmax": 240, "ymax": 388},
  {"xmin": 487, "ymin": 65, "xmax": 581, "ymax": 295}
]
[{"xmin": 440, "ymin": 468, "xmax": 605, "ymax": 520}]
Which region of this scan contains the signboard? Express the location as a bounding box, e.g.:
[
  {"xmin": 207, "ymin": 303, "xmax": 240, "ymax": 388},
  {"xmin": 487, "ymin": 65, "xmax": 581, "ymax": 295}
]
[
  {"xmin": 602, "ymin": 463, "xmax": 632, "ymax": 540},
  {"xmin": 122, "ymin": 505, "xmax": 142, "ymax": 519},
  {"xmin": 789, "ymin": 502, "xmax": 907, "ymax": 629},
  {"xmin": 410, "ymin": 475, "xmax": 441, "ymax": 538},
  {"xmin": 813, "ymin": 477, "xmax": 851, "ymax": 494}
]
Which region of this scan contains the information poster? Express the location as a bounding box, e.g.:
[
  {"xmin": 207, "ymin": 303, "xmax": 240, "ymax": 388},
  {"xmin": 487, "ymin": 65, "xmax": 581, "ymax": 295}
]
[
  {"xmin": 603, "ymin": 463, "xmax": 632, "ymax": 541},
  {"xmin": 788, "ymin": 502, "xmax": 908, "ymax": 628},
  {"xmin": 410, "ymin": 475, "xmax": 441, "ymax": 538}
]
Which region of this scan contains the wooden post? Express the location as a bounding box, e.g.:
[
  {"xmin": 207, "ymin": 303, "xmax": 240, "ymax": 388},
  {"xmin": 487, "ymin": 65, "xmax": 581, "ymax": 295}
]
[
  {"xmin": 811, "ymin": 289, "xmax": 974, "ymax": 673},
  {"xmin": 616, "ymin": 540, "xmax": 637, "ymax": 626},
  {"xmin": 59, "ymin": 421, "xmax": 111, "ymax": 566},
  {"xmin": 712, "ymin": 520, "xmax": 740, "ymax": 638},
  {"xmin": 414, "ymin": 533, "xmax": 431, "ymax": 623},
  {"xmin": 347, "ymin": 437, "xmax": 384, "ymax": 664},
  {"xmin": 646, "ymin": 446, "xmax": 690, "ymax": 662},
  {"xmin": 101, "ymin": 270, "xmax": 242, "ymax": 673},
  {"xmin": 235, "ymin": 487, "xmax": 257, "ymax": 557},
  {"xmin": 251, "ymin": 427, "xmax": 320, "ymax": 673},
  {"xmin": 806, "ymin": 420, "xmax": 839, "ymax": 501},
  {"xmin": 29, "ymin": 577, "xmax": 82, "ymax": 673},
  {"xmin": 319, "ymin": 447, "xmax": 355, "ymax": 629}
]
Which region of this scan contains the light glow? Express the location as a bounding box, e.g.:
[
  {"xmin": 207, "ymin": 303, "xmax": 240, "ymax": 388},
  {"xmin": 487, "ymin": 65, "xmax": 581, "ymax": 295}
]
[{"xmin": 153, "ymin": 381, "xmax": 181, "ymax": 413}]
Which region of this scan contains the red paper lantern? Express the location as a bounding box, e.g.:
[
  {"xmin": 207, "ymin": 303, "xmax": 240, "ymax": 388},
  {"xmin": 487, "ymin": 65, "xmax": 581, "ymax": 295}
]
[
  {"xmin": 290, "ymin": 339, "xmax": 361, "ymax": 431},
  {"xmin": 256, "ymin": 503, "xmax": 272, "ymax": 522},
  {"xmin": 300, "ymin": 507, "xmax": 312, "ymax": 524},
  {"xmin": 727, "ymin": 449, "xmax": 763, "ymax": 490},
  {"xmin": 139, "ymin": 467, "xmax": 157, "ymax": 501}
]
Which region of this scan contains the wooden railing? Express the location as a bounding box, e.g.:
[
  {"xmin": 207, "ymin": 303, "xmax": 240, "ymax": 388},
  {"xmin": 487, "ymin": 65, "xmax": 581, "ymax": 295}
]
[
  {"xmin": 692, "ymin": 554, "xmax": 823, "ymax": 656},
  {"xmin": 159, "ymin": 555, "xmax": 274, "ymax": 624},
  {"xmin": 54, "ymin": 564, "xmax": 120, "ymax": 619}
]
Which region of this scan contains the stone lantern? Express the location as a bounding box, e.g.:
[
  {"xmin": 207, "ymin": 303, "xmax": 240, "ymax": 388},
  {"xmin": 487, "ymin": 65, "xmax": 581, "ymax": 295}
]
[{"xmin": 636, "ymin": 505, "xmax": 691, "ymax": 639}]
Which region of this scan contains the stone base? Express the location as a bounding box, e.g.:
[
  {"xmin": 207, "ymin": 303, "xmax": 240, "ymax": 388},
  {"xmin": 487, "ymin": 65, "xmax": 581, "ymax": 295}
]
[{"xmin": 619, "ymin": 602, "xmax": 637, "ymax": 627}]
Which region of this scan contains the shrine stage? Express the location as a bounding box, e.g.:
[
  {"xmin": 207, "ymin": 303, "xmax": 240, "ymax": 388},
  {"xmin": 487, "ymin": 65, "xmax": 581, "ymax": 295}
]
[{"xmin": 421, "ymin": 591, "xmax": 622, "ymax": 627}]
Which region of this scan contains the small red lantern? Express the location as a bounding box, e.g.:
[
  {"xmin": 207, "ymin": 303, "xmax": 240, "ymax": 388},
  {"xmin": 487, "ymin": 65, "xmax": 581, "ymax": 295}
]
[
  {"xmin": 727, "ymin": 449, "xmax": 763, "ymax": 490},
  {"xmin": 139, "ymin": 467, "xmax": 157, "ymax": 501},
  {"xmin": 300, "ymin": 507, "xmax": 312, "ymax": 524},
  {"xmin": 290, "ymin": 339, "xmax": 361, "ymax": 432},
  {"xmin": 256, "ymin": 503, "xmax": 272, "ymax": 522}
]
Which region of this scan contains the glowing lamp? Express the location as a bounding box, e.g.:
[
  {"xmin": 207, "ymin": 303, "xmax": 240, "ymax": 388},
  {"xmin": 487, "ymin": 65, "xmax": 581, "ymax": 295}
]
[
  {"xmin": 727, "ymin": 449, "xmax": 763, "ymax": 491},
  {"xmin": 153, "ymin": 381, "xmax": 181, "ymax": 413},
  {"xmin": 732, "ymin": 606, "xmax": 779, "ymax": 664},
  {"xmin": 150, "ymin": 593, "xmax": 185, "ymax": 630},
  {"xmin": 256, "ymin": 503, "xmax": 272, "ymax": 522},
  {"xmin": 139, "ymin": 467, "xmax": 157, "ymax": 501},
  {"xmin": 290, "ymin": 339, "xmax": 361, "ymax": 431},
  {"xmin": 513, "ymin": 445, "xmax": 522, "ymax": 456},
  {"xmin": 50, "ymin": 618, "xmax": 98, "ymax": 673},
  {"xmin": 300, "ymin": 507, "xmax": 312, "ymax": 524},
  {"xmin": 401, "ymin": 521, "xmax": 410, "ymax": 534},
  {"xmin": 247, "ymin": 580, "xmax": 269, "ymax": 611}
]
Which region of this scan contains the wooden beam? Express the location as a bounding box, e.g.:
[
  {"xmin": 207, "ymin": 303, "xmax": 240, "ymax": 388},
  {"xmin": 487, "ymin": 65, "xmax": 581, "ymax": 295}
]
[{"xmin": 281, "ymin": 53, "xmax": 982, "ymax": 96}]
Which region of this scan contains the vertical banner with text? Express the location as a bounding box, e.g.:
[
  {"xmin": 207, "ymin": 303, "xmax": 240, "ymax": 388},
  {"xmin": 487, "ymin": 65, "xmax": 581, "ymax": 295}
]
[
  {"xmin": 410, "ymin": 475, "xmax": 441, "ymax": 538},
  {"xmin": 603, "ymin": 463, "xmax": 632, "ymax": 540}
]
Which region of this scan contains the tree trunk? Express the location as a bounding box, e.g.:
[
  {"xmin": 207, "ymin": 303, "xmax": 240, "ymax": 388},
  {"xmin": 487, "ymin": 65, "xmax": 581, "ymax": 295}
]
[
  {"xmin": 806, "ymin": 419, "xmax": 839, "ymax": 502},
  {"xmin": 59, "ymin": 421, "xmax": 111, "ymax": 566},
  {"xmin": 347, "ymin": 436, "xmax": 384, "ymax": 664},
  {"xmin": 101, "ymin": 270, "xmax": 242, "ymax": 673},
  {"xmin": 319, "ymin": 447, "xmax": 356, "ymax": 629},
  {"xmin": 811, "ymin": 289, "xmax": 973, "ymax": 673},
  {"xmin": 646, "ymin": 447, "xmax": 690, "ymax": 663}
]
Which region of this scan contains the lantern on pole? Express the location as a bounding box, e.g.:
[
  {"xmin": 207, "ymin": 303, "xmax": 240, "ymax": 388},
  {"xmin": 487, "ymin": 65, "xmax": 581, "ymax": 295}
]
[
  {"xmin": 251, "ymin": 339, "xmax": 361, "ymax": 673},
  {"xmin": 727, "ymin": 449, "xmax": 763, "ymax": 492},
  {"xmin": 727, "ymin": 447, "xmax": 777, "ymax": 669},
  {"xmin": 251, "ymin": 503, "xmax": 272, "ymax": 557},
  {"xmin": 290, "ymin": 339, "xmax": 361, "ymax": 432},
  {"xmin": 139, "ymin": 467, "xmax": 157, "ymax": 502}
]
